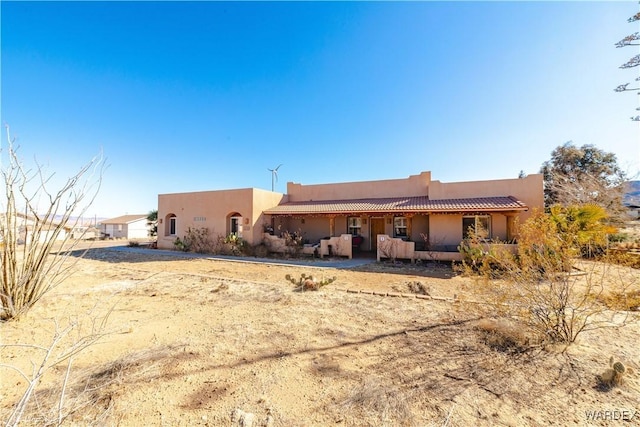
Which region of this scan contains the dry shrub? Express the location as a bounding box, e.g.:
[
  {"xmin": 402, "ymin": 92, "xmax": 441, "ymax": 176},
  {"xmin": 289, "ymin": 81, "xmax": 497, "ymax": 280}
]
[
  {"xmin": 378, "ymin": 238, "xmax": 400, "ymax": 263},
  {"xmin": 462, "ymin": 210, "xmax": 637, "ymax": 344},
  {"xmin": 0, "ymin": 126, "xmax": 105, "ymax": 320},
  {"xmin": 174, "ymin": 227, "xmax": 217, "ymax": 253},
  {"xmin": 340, "ymin": 378, "xmax": 413, "ymax": 425},
  {"xmin": 252, "ymin": 243, "xmax": 269, "ymax": 258},
  {"xmin": 406, "ymin": 280, "xmax": 431, "ymax": 295},
  {"xmin": 3, "ymin": 344, "xmax": 182, "ymax": 426},
  {"xmin": 1, "ymin": 310, "xmax": 113, "ymax": 427},
  {"xmin": 602, "ymin": 249, "xmax": 640, "ymax": 269},
  {"xmin": 474, "ymin": 318, "xmax": 538, "ymax": 352}
]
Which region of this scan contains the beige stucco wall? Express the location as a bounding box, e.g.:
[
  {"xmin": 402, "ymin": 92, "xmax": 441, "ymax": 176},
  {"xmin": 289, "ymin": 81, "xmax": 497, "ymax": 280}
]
[
  {"xmin": 409, "ymin": 215, "xmax": 429, "ymax": 242},
  {"xmin": 492, "ymin": 214, "xmax": 508, "ymax": 241},
  {"xmin": 430, "ymin": 174, "xmax": 543, "ymax": 219},
  {"xmin": 272, "ymin": 217, "xmax": 329, "ymax": 243},
  {"xmin": 429, "ymin": 214, "xmax": 464, "ymax": 248},
  {"xmin": 287, "ymin": 171, "xmax": 431, "ymax": 201},
  {"xmin": 427, "ymin": 174, "xmax": 543, "ymax": 243},
  {"xmin": 157, "ymin": 188, "xmax": 284, "ymax": 249},
  {"xmin": 428, "ymin": 213, "xmax": 514, "ymax": 247}
]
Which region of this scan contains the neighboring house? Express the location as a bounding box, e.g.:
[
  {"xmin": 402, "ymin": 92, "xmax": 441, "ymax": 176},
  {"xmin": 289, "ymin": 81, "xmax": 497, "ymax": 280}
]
[
  {"xmin": 100, "ymin": 214, "xmax": 150, "ymax": 239},
  {"xmin": 71, "ymin": 226, "xmax": 102, "ymax": 240},
  {"xmin": 626, "ymin": 204, "xmax": 640, "ymax": 220},
  {"xmin": 157, "ymin": 171, "xmax": 544, "ymax": 260},
  {"xmin": 0, "ymin": 212, "xmax": 69, "ymax": 244}
]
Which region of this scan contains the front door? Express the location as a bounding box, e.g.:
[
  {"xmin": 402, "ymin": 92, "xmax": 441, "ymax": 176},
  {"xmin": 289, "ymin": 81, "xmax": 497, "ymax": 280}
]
[{"xmin": 370, "ymin": 218, "xmax": 385, "ymax": 251}]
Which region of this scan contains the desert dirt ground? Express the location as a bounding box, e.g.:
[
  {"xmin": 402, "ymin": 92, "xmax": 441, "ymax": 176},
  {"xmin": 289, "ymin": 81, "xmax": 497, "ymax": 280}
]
[{"xmin": 1, "ymin": 243, "xmax": 639, "ymax": 426}]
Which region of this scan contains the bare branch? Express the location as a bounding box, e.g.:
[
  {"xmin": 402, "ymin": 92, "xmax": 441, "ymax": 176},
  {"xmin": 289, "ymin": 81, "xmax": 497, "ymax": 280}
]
[
  {"xmin": 0, "ymin": 125, "xmax": 107, "ymax": 320},
  {"xmin": 615, "ymin": 32, "xmax": 640, "ymax": 47},
  {"xmin": 620, "ymin": 54, "xmax": 640, "ymax": 69}
]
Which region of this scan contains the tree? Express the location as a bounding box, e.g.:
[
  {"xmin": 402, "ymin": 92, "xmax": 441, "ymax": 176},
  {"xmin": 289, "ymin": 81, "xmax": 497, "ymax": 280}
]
[
  {"xmin": 614, "ymin": 9, "xmax": 640, "ymax": 121},
  {"xmin": 540, "ymin": 142, "xmax": 627, "ymax": 220},
  {"xmin": 0, "ymin": 126, "xmax": 105, "ymax": 320},
  {"xmin": 147, "ymin": 209, "xmax": 158, "ymax": 237}
]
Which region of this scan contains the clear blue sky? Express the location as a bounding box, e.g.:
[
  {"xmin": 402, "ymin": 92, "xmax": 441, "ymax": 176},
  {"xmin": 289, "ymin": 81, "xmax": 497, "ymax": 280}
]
[{"xmin": 2, "ymin": 1, "xmax": 639, "ymax": 219}]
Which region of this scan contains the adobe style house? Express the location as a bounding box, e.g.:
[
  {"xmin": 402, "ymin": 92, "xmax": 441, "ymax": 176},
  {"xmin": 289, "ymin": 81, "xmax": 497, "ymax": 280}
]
[
  {"xmin": 157, "ymin": 171, "xmax": 543, "ymax": 261},
  {"xmin": 99, "ymin": 214, "xmax": 150, "ymax": 239}
]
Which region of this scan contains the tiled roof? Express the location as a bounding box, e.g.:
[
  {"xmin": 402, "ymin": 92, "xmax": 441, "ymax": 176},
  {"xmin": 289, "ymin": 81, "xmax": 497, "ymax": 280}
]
[{"xmin": 263, "ymin": 196, "xmax": 527, "ymax": 215}]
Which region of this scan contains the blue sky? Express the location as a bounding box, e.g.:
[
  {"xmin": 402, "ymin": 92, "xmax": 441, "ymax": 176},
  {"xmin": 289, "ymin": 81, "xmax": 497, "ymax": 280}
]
[{"xmin": 2, "ymin": 1, "xmax": 639, "ymax": 219}]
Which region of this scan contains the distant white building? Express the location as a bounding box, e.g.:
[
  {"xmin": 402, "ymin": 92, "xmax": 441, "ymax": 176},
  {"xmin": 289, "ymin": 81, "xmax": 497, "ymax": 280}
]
[
  {"xmin": 626, "ymin": 203, "xmax": 640, "ymax": 220},
  {"xmin": 0, "ymin": 212, "xmax": 69, "ymax": 244},
  {"xmin": 70, "ymin": 225, "xmax": 102, "ymax": 240},
  {"xmin": 99, "ymin": 214, "xmax": 150, "ymax": 239}
]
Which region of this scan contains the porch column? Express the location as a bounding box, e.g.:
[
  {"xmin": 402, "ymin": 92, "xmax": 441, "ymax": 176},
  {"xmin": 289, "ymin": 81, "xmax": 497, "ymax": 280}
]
[
  {"xmin": 506, "ymin": 214, "xmax": 516, "ymax": 241},
  {"xmin": 406, "ymin": 214, "xmax": 414, "ymax": 240},
  {"xmin": 329, "ymin": 217, "xmax": 335, "ymax": 237}
]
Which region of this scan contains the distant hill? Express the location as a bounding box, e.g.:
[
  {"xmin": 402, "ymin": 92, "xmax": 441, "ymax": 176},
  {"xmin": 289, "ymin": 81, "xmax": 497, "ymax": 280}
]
[
  {"xmin": 50, "ymin": 215, "xmax": 107, "ymax": 227},
  {"xmin": 625, "ymin": 181, "xmax": 640, "ymax": 207}
]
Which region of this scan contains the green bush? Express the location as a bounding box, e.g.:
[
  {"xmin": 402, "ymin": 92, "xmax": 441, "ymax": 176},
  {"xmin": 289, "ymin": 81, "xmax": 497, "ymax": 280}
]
[
  {"xmin": 222, "ymin": 234, "xmax": 246, "ymax": 255},
  {"xmin": 285, "ymin": 273, "xmax": 336, "ymax": 291}
]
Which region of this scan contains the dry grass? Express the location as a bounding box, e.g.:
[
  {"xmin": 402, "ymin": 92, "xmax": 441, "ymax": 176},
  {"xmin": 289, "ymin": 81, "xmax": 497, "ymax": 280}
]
[
  {"xmin": 2, "ymin": 248, "xmax": 639, "ymax": 426},
  {"xmin": 598, "ymin": 289, "xmax": 640, "ymax": 311},
  {"xmin": 10, "ymin": 345, "xmax": 183, "ymax": 426},
  {"xmin": 340, "ymin": 378, "xmax": 414, "ymax": 426}
]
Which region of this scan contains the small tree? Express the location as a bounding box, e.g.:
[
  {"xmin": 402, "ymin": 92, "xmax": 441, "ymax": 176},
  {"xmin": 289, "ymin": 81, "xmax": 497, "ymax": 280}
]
[
  {"xmin": 548, "ymin": 204, "xmax": 616, "ymax": 258},
  {"xmin": 0, "ymin": 126, "xmax": 105, "ymax": 321},
  {"xmin": 540, "ymin": 142, "xmax": 627, "ymax": 221},
  {"xmin": 146, "ymin": 209, "xmax": 158, "ymax": 237}
]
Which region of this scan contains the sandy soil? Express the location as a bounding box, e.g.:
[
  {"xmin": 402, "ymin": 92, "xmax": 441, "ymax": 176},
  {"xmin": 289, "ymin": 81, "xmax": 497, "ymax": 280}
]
[{"xmin": 1, "ymin": 244, "xmax": 639, "ymax": 426}]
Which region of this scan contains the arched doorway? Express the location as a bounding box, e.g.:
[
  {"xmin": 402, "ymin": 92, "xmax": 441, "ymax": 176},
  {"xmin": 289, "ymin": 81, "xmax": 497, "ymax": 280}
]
[{"xmin": 226, "ymin": 212, "xmax": 242, "ymax": 237}]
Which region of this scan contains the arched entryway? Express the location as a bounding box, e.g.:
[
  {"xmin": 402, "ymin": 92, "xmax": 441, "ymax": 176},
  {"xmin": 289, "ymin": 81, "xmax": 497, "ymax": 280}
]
[
  {"xmin": 164, "ymin": 213, "xmax": 177, "ymax": 236},
  {"xmin": 226, "ymin": 212, "xmax": 243, "ymax": 237}
]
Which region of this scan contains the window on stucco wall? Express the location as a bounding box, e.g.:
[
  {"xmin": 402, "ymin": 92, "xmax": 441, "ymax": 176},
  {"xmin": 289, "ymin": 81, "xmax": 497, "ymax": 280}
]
[
  {"xmin": 394, "ymin": 217, "xmax": 407, "ymax": 238},
  {"xmin": 347, "ymin": 217, "xmax": 362, "ymax": 235},
  {"xmin": 166, "ymin": 214, "xmax": 176, "ymax": 236},
  {"xmin": 462, "ymin": 215, "xmax": 490, "ymax": 240}
]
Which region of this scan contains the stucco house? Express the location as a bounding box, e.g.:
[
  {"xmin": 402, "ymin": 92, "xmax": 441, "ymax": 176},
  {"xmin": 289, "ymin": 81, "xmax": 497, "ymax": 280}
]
[
  {"xmin": 0, "ymin": 212, "xmax": 69, "ymax": 244},
  {"xmin": 157, "ymin": 171, "xmax": 543, "ymax": 261},
  {"xmin": 99, "ymin": 214, "xmax": 150, "ymax": 239}
]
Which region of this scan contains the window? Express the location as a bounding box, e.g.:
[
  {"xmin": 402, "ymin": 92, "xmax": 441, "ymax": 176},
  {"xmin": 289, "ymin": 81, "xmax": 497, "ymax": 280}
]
[
  {"xmin": 347, "ymin": 217, "xmax": 362, "ymax": 235},
  {"xmin": 169, "ymin": 216, "xmax": 176, "ymax": 235},
  {"xmin": 462, "ymin": 216, "xmax": 490, "ymax": 240},
  {"xmin": 394, "ymin": 216, "xmax": 407, "ymax": 237}
]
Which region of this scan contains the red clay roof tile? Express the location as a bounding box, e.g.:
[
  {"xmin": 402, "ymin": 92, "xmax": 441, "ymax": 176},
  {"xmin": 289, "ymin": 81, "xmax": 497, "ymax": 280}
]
[{"xmin": 263, "ymin": 196, "xmax": 527, "ymax": 215}]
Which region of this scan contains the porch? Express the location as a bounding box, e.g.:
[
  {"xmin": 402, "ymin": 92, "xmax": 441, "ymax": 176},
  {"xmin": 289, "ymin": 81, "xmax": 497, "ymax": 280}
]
[
  {"xmin": 262, "ymin": 194, "xmax": 528, "ymax": 261},
  {"xmin": 376, "ymin": 234, "xmax": 518, "ymax": 263},
  {"xmin": 263, "ymin": 232, "xmax": 355, "ymax": 259}
]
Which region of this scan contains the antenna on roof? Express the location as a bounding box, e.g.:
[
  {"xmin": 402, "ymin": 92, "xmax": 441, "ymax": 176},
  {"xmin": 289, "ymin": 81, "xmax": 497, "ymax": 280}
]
[{"xmin": 268, "ymin": 164, "xmax": 282, "ymax": 192}]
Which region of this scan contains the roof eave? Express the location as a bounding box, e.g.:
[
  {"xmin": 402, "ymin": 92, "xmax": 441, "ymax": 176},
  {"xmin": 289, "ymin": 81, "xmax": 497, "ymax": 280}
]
[{"xmin": 264, "ymin": 207, "xmax": 528, "ymax": 216}]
